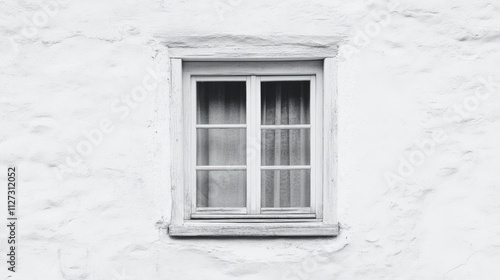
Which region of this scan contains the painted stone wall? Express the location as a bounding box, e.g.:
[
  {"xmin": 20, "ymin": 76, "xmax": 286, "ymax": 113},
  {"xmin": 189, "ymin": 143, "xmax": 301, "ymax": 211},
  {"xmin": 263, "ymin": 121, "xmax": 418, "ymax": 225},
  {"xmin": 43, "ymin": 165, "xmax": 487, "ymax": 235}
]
[{"xmin": 1, "ymin": 0, "xmax": 500, "ymax": 279}]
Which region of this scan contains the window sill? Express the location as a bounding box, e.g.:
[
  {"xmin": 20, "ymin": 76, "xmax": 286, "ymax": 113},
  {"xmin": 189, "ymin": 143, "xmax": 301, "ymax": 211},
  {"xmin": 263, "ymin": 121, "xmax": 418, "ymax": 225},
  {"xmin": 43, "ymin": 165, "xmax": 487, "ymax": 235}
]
[{"xmin": 168, "ymin": 222, "xmax": 339, "ymax": 237}]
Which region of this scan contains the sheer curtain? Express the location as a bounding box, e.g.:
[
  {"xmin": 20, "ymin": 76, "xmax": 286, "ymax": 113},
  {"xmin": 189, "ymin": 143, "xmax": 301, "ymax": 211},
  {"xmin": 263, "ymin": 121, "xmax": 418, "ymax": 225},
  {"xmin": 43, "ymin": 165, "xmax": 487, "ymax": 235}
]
[
  {"xmin": 196, "ymin": 81, "xmax": 246, "ymax": 207},
  {"xmin": 195, "ymin": 80, "xmax": 310, "ymax": 208},
  {"xmin": 261, "ymin": 81, "xmax": 310, "ymax": 208}
]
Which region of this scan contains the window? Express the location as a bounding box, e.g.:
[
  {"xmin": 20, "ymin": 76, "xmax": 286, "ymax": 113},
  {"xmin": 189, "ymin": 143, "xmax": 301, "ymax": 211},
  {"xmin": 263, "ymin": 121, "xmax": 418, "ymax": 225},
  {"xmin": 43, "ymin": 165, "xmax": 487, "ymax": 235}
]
[{"xmin": 169, "ymin": 60, "xmax": 338, "ymax": 236}]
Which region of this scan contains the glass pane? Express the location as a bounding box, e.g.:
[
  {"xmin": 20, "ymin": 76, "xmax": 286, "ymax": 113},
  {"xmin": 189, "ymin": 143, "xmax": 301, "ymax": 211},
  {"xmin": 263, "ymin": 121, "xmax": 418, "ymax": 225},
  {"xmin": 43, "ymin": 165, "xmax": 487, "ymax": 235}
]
[
  {"xmin": 197, "ymin": 129, "xmax": 246, "ymax": 165},
  {"xmin": 261, "ymin": 129, "xmax": 310, "ymax": 165},
  {"xmin": 197, "ymin": 170, "xmax": 246, "ymax": 207},
  {"xmin": 261, "ymin": 170, "xmax": 310, "ymax": 208},
  {"xmin": 197, "ymin": 81, "xmax": 246, "ymax": 124},
  {"xmin": 261, "ymin": 81, "xmax": 310, "ymax": 125}
]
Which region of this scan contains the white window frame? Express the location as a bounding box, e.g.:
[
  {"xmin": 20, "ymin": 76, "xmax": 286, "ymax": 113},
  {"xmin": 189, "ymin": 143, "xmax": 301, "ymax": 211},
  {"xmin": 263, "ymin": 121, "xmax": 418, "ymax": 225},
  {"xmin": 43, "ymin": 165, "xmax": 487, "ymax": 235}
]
[{"xmin": 168, "ymin": 60, "xmax": 338, "ymax": 236}]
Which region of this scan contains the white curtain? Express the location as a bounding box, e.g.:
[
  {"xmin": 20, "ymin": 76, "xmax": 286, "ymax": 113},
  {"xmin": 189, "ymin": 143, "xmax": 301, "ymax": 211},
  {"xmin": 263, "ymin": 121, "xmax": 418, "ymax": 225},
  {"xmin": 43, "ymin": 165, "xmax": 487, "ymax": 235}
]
[
  {"xmin": 261, "ymin": 81, "xmax": 310, "ymax": 207},
  {"xmin": 196, "ymin": 81, "xmax": 310, "ymax": 208},
  {"xmin": 196, "ymin": 82, "xmax": 246, "ymax": 207}
]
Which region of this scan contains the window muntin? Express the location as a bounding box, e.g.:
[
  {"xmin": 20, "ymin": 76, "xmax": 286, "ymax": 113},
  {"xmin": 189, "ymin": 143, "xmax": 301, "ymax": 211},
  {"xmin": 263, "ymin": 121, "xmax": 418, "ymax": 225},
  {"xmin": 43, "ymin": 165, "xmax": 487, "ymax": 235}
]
[{"xmin": 193, "ymin": 76, "xmax": 316, "ymax": 217}]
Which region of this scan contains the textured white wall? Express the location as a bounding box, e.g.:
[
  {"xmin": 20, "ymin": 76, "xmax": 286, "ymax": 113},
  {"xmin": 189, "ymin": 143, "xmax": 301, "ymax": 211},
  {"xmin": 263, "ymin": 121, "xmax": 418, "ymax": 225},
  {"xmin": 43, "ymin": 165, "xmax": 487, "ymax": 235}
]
[{"xmin": 1, "ymin": 0, "xmax": 500, "ymax": 279}]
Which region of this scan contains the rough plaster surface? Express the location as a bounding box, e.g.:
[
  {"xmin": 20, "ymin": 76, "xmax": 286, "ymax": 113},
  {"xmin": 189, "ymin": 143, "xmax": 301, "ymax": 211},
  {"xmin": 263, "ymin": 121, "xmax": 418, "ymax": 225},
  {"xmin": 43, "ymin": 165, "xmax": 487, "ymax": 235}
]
[{"xmin": 1, "ymin": 0, "xmax": 500, "ymax": 279}]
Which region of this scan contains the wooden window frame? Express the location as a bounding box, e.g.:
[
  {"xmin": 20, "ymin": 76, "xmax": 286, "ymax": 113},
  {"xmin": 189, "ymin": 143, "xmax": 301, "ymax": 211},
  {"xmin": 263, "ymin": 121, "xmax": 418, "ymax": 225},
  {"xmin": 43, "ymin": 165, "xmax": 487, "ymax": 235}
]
[{"xmin": 168, "ymin": 59, "xmax": 338, "ymax": 237}]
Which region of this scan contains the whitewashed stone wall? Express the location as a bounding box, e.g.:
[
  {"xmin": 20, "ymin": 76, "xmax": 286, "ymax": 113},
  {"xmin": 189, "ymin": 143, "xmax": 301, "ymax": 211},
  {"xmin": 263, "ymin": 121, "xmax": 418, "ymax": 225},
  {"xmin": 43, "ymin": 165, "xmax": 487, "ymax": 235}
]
[{"xmin": 1, "ymin": 0, "xmax": 500, "ymax": 279}]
